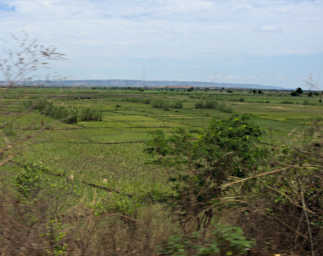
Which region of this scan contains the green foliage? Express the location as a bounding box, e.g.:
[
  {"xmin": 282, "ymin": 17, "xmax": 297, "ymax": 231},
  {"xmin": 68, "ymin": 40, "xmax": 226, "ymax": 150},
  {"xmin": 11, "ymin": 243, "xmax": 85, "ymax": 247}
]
[
  {"xmin": 79, "ymin": 108, "xmax": 103, "ymax": 121},
  {"xmin": 152, "ymin": 99, "xmax": 170, "ymax": 110},
  {"xmin": 3, "ymin": 122, "xmax": 16, "ymax": 136},
  {"xmin": 31, "ymin": 99, "xmax": 78, "ymax": 124},
  {"xmin": 146, "ymin": 115, "xmax": 266, "ymax": 229},
  {"xmin": 159, "ymin": 224, "xmax": 253, "ymax": 256},
  {"xmin": 23, "ymin": 100, "xmax": 33, "ymax": 109},
  {"xmin": 124, "ymin": 97, "xmax": 151, "ymax": 104},
  {"xmin": 291, "ymin": 87, "xmax": 303, "ymax": 97},
  {"xmin": 29, "ymin": 99, "xmax": 103, "ymax": 123},
  {"xmin": 15, "ymin": 163, "xmax": 43, "ymax": 198},
  {"xmin": 172, "ymin": 101, "xmax": 183, "ymax": 109},
  {"xmin": 195, "ymin": 100, "xmax": 233, "ymax": 113},
  {"xmin": 281, "ymin": 100, "xmax": 294, "ymax": 104},
  {"xmin": 195, "ymin": 100, "xmax": 217, "ymax": 109},
  {"xmin": 290, "ymin": 91, "xmax": 299, "ymax": 96},
  {"xmin": 46, "ymin": 219, "xmax": 68, "ymax": 256},
  {"xmin": 296, "ymin": 87, "xmax": 303, "ymax": 94},
  {"xmin": 151, "ymin": 99, "xmax": 183, "ymax": 110}
]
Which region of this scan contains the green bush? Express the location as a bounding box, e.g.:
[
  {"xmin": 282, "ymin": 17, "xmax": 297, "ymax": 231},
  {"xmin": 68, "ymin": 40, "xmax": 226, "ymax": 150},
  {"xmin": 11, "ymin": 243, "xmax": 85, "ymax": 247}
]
[
  {"xmin": 159, "ymin": 224, "xmax": 253, "ymax": 256},
  {"xmin": 15, "ymin": 163, "xmax": 43, "ymax": 198},
  {"xmin": 124, "ymin": 97, "xmax": 150, "ymax": 104},
  {"xmin": 31, "ymin": 99, "xmax": 78, "ymax": 124},
  {"xmin": 29, "ymin": 99, "xmax": 102, "ymax": 123},
  {"xmin": 195, "ymin": 100, "xmax": 217, "ymax": 109},
  {"xmin": 79, "ymin": 108, "xmax": 103, "ymax": 122},
  {"xmin": 195, "ymin": 100, "xmax": 233, "ymax": 113},
  {"xmin": 152, "ymin": 99, "xmax": 169, "ymax": 110},
  {"xmin": 172, "ymin": 101, "xmax": 183, "ymax": 109},
  {"xmin": 146, "ymin": 115, "xmax": 265, "ymax": 230},
  {"xmin": 281, "ymin": 100, "xmax": 293, "ymax": 104},
  {"xmin": 3, "ymin": 122, "xmax": 16, "ymax": 136},
  {"xmin": 217, "ymin": 103, "xmax": 233, "ymax": 113}
]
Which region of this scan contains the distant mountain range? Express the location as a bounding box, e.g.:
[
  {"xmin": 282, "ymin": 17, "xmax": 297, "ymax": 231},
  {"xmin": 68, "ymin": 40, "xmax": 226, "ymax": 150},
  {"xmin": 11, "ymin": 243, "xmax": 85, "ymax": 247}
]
[{"xmin": 0, "ymin": 79, "xmax": 285, "ymax": 90}]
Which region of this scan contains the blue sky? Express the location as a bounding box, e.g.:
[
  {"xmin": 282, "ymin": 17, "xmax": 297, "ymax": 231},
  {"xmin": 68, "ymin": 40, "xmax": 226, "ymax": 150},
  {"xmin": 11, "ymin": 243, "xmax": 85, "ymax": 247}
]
[{"xmin": 0, "ymin": 0, "xmax": 322, "ymax": 88}]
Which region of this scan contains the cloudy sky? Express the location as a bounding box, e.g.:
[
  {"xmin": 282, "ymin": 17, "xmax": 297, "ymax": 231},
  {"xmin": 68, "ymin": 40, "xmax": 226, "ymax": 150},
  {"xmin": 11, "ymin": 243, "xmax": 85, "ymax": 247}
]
[{"xmin": 0, "ymin": 0, "xmax": 322, "ymax": 88}]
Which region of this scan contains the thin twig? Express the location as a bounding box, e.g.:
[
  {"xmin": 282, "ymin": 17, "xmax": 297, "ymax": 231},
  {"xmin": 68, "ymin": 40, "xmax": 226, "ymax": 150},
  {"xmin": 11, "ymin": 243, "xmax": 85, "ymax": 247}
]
[
  {"xmin": 221, "ymin": 167, "xmax": 290, "ymax": 189},
  {"xmin": 300, "ymin": 182, "xmax": 315, "ymax": 256}
]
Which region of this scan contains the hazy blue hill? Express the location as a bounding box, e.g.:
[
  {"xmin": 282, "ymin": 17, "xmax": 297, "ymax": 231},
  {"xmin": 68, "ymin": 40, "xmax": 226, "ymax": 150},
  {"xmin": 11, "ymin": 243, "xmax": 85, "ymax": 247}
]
[{"xmin": 0, "ymin": 79, "xmax": 284, "ymax": 90}]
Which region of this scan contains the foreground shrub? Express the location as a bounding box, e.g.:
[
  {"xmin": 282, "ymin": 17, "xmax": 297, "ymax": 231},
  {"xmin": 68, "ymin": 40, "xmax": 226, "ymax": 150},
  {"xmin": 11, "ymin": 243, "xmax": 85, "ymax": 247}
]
[
  {"xmin": 15, "ymin": 163, "xmax": 43, "ymax": 198},
  {"xmin": 159, "ymin": 224, "xmax": 253, "ymax": 256},
  {"xmin": 146, "ymin": 116, "xmax": 323, "ymax": 255},
  {"xmin": 146, "ymin": 115, "xmax": 265, "ymax": 232}
]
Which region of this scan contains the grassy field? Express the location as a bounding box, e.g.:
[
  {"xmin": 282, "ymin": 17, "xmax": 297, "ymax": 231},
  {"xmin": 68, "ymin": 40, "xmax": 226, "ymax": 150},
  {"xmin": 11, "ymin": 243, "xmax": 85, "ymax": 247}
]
[
  {"xmin": 1, "ymin": 87, "xmax": 322, "ymax": 197},
  {"xmin": 1, "ymin": 86, "xmax": 322, "ymax": 255}
]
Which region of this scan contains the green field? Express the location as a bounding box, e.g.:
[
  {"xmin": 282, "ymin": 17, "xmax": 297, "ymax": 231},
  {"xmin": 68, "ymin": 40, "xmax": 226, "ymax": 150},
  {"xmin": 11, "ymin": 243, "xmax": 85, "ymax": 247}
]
[{"xmin": 1, "ymin": 87, "xmax": 322, "ymax": 255}]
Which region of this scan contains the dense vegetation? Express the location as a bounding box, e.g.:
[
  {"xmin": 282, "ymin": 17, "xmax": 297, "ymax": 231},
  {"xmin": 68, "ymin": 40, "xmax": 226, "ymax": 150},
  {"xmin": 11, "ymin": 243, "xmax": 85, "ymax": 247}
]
[{"xmin": 0, "ymin": 86, "xmax": 322, "ymax": 256}]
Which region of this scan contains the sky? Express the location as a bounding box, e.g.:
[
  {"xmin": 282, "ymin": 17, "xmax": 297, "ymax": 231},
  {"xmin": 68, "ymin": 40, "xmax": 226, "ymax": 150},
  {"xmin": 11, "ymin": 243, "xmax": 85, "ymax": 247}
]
[{"xmin": 0, "ymin": 0, "xmax": 322, "ymax": 89}]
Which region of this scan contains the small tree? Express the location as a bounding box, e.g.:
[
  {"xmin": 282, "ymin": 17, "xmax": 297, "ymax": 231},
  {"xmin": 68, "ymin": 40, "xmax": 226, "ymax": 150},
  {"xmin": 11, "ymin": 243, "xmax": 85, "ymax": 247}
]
[{"xmin": 296, "ymin": 87, "xmax": 303, "ymax": 94}]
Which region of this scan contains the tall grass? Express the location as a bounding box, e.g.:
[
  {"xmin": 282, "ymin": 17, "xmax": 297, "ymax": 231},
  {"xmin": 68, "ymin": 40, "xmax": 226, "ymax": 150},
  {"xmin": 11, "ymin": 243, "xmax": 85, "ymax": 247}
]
[
  {"xmin": 195, "ymin": 100, "xmax": 233, "ymax": 113},
  {"xmin": 30, "ymin": 99, "xmax": 102, "ymax": 123}
]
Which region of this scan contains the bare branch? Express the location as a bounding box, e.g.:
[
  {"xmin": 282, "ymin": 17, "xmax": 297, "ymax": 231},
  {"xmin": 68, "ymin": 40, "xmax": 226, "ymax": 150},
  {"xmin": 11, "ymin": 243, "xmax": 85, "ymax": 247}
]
[{"xmin": 0, "ymin": 33, "xmax": 65, "ymax": 87}]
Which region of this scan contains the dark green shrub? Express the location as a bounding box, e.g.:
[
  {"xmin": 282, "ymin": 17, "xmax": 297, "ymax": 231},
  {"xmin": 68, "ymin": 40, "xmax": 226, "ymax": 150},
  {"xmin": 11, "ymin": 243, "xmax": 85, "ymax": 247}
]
[
  {"xmin": 79, "ymin": 108, "xmax": 103, "ymax": 121},
  {"xmin": 281, "ymin": 100, "xmax": 293, "ymax": 104},
  {"xmin": 195, "ymin": 101, "xmax": 204, "ymax": 109},
  {"xmin": 217, "ymin": 103, "xmax": 233, "ymax": 113},
  {"xmin": 144, "ymin": 98, "xmax": 151, "ymax": 104},
  {"xmin": 146, "ymin": 115, "xmax": 266, "ymax": 230},
  {"xmin": 195, "ymin": 100, "xmax": 233, "ymax": 113},
  {"xmin": 15, "ymin": 163, "xmax": 42, "ymax": 198},
  {"xmin": 159, "ymin": 224, "xmax": 254, "ymax": 256},
  {"xmin": 28, "ymin": 99, "xmax": 98, "ymax": 124},
  {"xmin": 63, "ymin": 109, "xmax": 78, "ymax": 124},
  {"xmin": 172, "ymin": 101, "xmax": 183, "ymax": 109},
  {"xmin": 124, "ymin": 97, "xmax": 151, "ymax": 104},
  {"xmin": 205, "ymin": 101, "xmax": 217, "ymax": 109},
  {"xmin": 291, "ymin": 88, "xmax": 303, "ymax": 97},
  {"xmin": 23, "ymin": 100, "xmax": 33, "ymax": 110},
  {"xmin": 195, "ymin": 100, "xmax": 217, "ymax": 109},
  {"xmin": 152, "ymin": 99, "xmax": 169, "ymax": 109},
  {"xmin": 296, "ymin": 87, "xmax": 303, "ymax": 94},
  {"xmin": 3, "ymin": 122, "xmax": 16, "ymax": 136}
]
